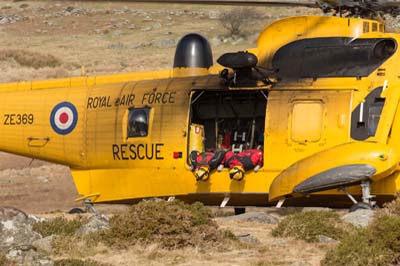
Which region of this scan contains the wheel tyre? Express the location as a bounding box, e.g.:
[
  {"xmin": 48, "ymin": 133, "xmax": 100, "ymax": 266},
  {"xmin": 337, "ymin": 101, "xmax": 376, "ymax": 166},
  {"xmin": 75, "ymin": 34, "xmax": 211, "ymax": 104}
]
[
  {"xmin": 68, "ymin": 208, "xmax": 85, "ymax": 214},
  {"xmin": 234, "ymin": 207, "xmax": 246, "ymax": 215},
  {"xmin": 349, "ymin": 202, "xmax": 372, "ymax": 212}
]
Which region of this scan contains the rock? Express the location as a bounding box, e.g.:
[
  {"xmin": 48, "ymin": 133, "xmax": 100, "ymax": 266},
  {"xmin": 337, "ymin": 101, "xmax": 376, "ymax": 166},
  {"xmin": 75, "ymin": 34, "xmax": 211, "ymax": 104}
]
[
  {"xmin": 152, "ymin": 22, "xmax": 162, "ymax": 30},
  {"xmin": 108, "ymin": 43, "xmax": 125, "ymax": 49},
  {"xmin": 232, "ymin": 37, "xmax": 245, "ymax": 45},
  {"xmin": 65, "ymin": 6, "xmax": 75, "ymax": 13},
  {"xmin": 143, "ymin": 15, "xmax": 153, "ymax": 22},
  {"xmin": 141, "ymin": 26, "xmax": 153, "ymax": 32},
  {"xmin": 76, "ymin": 215, "xmax": 109, "ymax": 235},
  {"xmin": 317, "ymin": 234, "xmax": 339, "ymax": 244},
  {"xmin": 32, "ymin": 236, "xmax": 54, "ymax": 255},
  {"xmin": 7, "ymin": 249, "xmax": 53, "ymax": 266},
  {"xmin": 341, "ymin": 209, "xmax": 374, "ymax": 228},
  {"xmin": 236, "ymin": 233, "xmax": 260, "ymax": 245},
  {"xmin": 36, "ymin": 176, "xmax": 49, "ymax": 183},
  {"xmin": 221, "ymin": 212, "xmax": 279, "ymax": 224},
  {"xmin": 129, "ymin": 43, "xmax": 145, "ymax": 49},
  {"xmin": 208, "ymin": 10, "xmax": 222, "ymax": 19},
  {"xmin": 0, "ymin": 207, "xmax": 41, "ymax": 251},
  {"xmin": 302, "ymin": 207, "xmax": 333, "ymax": 212},
  {"xmin": 0, "ymin": 17, "xmax": 9, "ymax": 25},
  {"xmin": 0, "ymin": 207, "xmax": 53, "ymax": 266},
  {"xmin": 151, "ymin": 38, "xmax": 176, "ymax": 48}
]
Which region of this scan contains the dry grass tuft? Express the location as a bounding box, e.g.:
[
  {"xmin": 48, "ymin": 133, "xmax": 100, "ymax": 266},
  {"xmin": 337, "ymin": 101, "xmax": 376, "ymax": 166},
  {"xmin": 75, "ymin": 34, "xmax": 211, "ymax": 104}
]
[
  {"xmin": 32, "ymin": 216, "xmax": 86, "ymax": 237},
  {"xmin": 51, "ymin": 234, "xmax": 103, "ymax": 257},
  {"xmin": 96, "ymin": 200, "xmax": 237, "ymax": 249},
  {"xmin": 272, "ymin": 211, "xmax": 347, "ymax": 243},
  {"xmin": 0, "ymin": 49, "xmax": 62, "ymax": 69}
]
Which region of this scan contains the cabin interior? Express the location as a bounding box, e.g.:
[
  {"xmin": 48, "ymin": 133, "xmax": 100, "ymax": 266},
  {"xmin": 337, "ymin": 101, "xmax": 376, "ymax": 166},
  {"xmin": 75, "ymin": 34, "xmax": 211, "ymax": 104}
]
[{"xmin": 189, "ymin": 90, "xmax": 267, "ymax": 153}]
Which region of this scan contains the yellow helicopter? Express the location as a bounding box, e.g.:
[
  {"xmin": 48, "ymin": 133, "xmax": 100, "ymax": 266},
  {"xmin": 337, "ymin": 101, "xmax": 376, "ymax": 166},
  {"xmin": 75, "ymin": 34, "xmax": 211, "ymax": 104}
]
[{"xmin": 1, "ymin": 0, "xmax": 400, "ymax": 212}]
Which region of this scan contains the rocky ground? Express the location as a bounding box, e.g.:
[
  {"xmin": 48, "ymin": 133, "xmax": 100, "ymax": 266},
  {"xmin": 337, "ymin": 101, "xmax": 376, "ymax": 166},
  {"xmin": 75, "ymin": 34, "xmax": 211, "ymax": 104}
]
[
  {"xmin": 0, "ymin": 205, "xmax": 375, "ymax": 266},
  {"xmin": 1, "ymin": 0, "xmax": 400, "ymax": 265}
]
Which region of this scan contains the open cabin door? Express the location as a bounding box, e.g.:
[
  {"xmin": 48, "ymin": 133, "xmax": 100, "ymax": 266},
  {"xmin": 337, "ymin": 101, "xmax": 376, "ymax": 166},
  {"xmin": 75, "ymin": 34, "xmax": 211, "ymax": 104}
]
[{"xmin": 187, "ymin": 89, "xmax": 268, "ymax": 166}]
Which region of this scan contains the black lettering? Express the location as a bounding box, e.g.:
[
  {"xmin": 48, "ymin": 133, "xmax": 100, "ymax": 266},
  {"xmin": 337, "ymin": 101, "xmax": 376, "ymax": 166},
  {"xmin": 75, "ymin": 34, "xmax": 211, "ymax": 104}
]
[
  {"xmin": 28, "ymin": 114, "xmax": 34, "ymax": 124},
  {"xmin": 120, "ymin": 144, "xmax": 129, "ymax": 160},
  {"xmin": 129, "ymin": 144, "xmax": 137, "ymax": 159},
  {"xmin": 114, "ymin": 97, "xmax": 120, "ymax": 106},
  {"xmin": 155, "ymin": 143, "xmax": 164, "ymax": 160},
  {"xmin": 107, "ymin": 96, "xmax": 112, "ymax": 107},
  {"xmin": 93, "ymin": 97, "xmax": 99, "ymax": 108},
  {"xmin": 120, "ymin": 95, "xmax": 126, "ymax": 106},
  {"xmin": 148, "ymin": 93, "xmax": 155, "ymax": 104},
  {"xmin": 87, "ymin": 97, "xmax": 93, "ymax": 109},
  {"xmin": 155, "ymin": 93, "xmax": 162, "ymax": 104},
  {"xmin": 9, "ymin": 114, "xmax": 15, "ymax": 125},
  {"xmin": 169, "ymin": 92, "xmax": 176, "ymax": 103},
  {"xmin": 4, "ymin": 114, "xmax": 9, "ymax": 125},
  {"xmin": 128, "ymin": 94, "xmax": 135, "ymax": 105},
  {"xmin": 112, "ymin": 144, "xmax": 120, "ymax": 160},
  {"xmin": 146, "ymin": 144, "xmax": 154, "ymax": 160},
  {"xmin": 16, "ymin": 114, "xmax": 21, "ymax": 124},
  {"xmin": 162, "ymin": 92, "xmax": 168, "ymax": 104},
  {"xmin": 100, "ymin": 97, "xmax": 106, "ymax": 108},
  {"xmin": 142, "ymin": 93, "xmax": 149, "ymax": 104},
  {"xmin": 137, "ymin": 144, "xmax": 145, "ymax": 159}
]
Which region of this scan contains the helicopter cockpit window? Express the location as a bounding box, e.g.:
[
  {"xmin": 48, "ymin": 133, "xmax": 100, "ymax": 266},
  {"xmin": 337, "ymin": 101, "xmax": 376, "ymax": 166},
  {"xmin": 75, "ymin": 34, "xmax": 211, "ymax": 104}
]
[
  {"xmin": 351, "ymin": 87, "xmax": 385, "ymax": 140},
  {"xmin": 127, "ymin": 107, "xmax": 150, "ymax": 138}
]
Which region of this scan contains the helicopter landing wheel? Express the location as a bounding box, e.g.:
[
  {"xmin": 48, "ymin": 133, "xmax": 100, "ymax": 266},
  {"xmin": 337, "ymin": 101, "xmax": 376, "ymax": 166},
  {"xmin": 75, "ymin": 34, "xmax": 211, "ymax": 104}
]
[
  {"xmin": 68, "ymin": 207, "xmax": 85, "ymax": 214},
  {"xmin": 349, "ymin": 202, "xmax": 372, "ymax": 212},
  {"xmin": 340, "ymin": 180, "xmax": 376, "ymax": 212}
]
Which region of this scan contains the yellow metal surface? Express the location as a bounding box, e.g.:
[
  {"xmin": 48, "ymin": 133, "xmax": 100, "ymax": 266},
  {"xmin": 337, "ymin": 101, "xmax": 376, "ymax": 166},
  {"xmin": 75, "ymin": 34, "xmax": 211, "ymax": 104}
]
[{"xmin": 0, "ymin": 16, "xmax": 399, "ymax": 206}]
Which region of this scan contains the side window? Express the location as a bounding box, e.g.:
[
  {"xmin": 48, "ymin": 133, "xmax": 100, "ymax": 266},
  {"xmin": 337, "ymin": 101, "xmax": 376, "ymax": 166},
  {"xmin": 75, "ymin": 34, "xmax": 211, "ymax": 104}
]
[
  {"xmin": 351, "ymin": 87, "xmax": 384, "ymax": 140},
  {"xmin": 127, "ymin": 107, "xmax": 150, "ymax": 138}
]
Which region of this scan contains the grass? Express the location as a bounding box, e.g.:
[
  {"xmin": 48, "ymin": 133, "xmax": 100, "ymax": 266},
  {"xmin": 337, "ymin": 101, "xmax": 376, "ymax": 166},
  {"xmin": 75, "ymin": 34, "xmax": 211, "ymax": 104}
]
[
  {"xmin": 96, "ymin": 200, "xmax": 237, "ymax": 249},
  {"xmin": 54, "ymin": 259, "xmax": 111, "ymax": 266},
  {"xmin": 0, "ymin": 49, "xmax": 62, "ymax": 69},
  {"xmin": 271, "ymin": 210, "xmax": 348, "ymax": 243},
  {"xmin": 32, "ymin": 216, "xmax": 86, "ymax": 237},
  {"xmin": 322, "ymin": 197, "xmax": 400, "ymax": 266}
]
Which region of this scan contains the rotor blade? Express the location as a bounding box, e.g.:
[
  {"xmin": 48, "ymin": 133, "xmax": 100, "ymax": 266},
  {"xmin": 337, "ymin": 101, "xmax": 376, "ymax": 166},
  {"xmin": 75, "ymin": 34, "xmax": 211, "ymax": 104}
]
[{"xmin": 70, "ymin": 0, "xmax": 319, "ymax": 8}]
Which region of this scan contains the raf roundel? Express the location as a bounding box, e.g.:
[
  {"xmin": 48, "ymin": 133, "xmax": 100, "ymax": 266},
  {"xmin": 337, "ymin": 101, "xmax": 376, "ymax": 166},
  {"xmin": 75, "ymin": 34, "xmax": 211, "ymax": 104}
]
[{"xmin": 50, "ymin": 102, "xmax": 78, "ymax": 135}]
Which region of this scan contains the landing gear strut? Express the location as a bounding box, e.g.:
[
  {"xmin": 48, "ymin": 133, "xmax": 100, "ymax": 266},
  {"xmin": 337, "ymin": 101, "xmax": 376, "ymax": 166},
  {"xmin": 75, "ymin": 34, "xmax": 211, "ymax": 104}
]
[{"xmin": 339, "ymin": 180, "xmax": 376, "ymax": 212}]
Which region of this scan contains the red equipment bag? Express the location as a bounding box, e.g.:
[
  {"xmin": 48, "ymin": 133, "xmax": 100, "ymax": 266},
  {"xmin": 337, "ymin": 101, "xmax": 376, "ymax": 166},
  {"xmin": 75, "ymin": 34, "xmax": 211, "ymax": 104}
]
[
  {"xmin": 189, "ymin": 150, "xmax": 226, "ymax": 171},
  {"xmin": 222, "ymin": 149, "xmax": 263, "ymax": 170}
]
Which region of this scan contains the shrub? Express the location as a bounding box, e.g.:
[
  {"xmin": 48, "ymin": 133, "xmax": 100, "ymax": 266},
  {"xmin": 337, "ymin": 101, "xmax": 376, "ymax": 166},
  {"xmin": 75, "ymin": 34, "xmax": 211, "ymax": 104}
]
[
  {"xmin": 32, "ymin": 216, "xmax": 85, "ymax": 237},
  {"xmin": 97, "ymin": 200, "xmax": 236, "ymax": 249},
  {"xmin": 323, "ymin": 198, "xmax": 400, "ymax": 266},
  {"xmin": 219, "ymin": 8, "xmax": 260, "ymax": 37},
  {"xmin": 54, "ymin": 259, "xmax": 111, "ymax": 266},
  {"xmin": 322, "ymin": 228, "xmax": 393, "ymax": 266},
  {"xmin": 0, "ymin": 49, "xmax": 62, "ymax": 69},
  {"xmin": 271, "ymin": 211, "xmax": 347, "ymax": 242}
]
